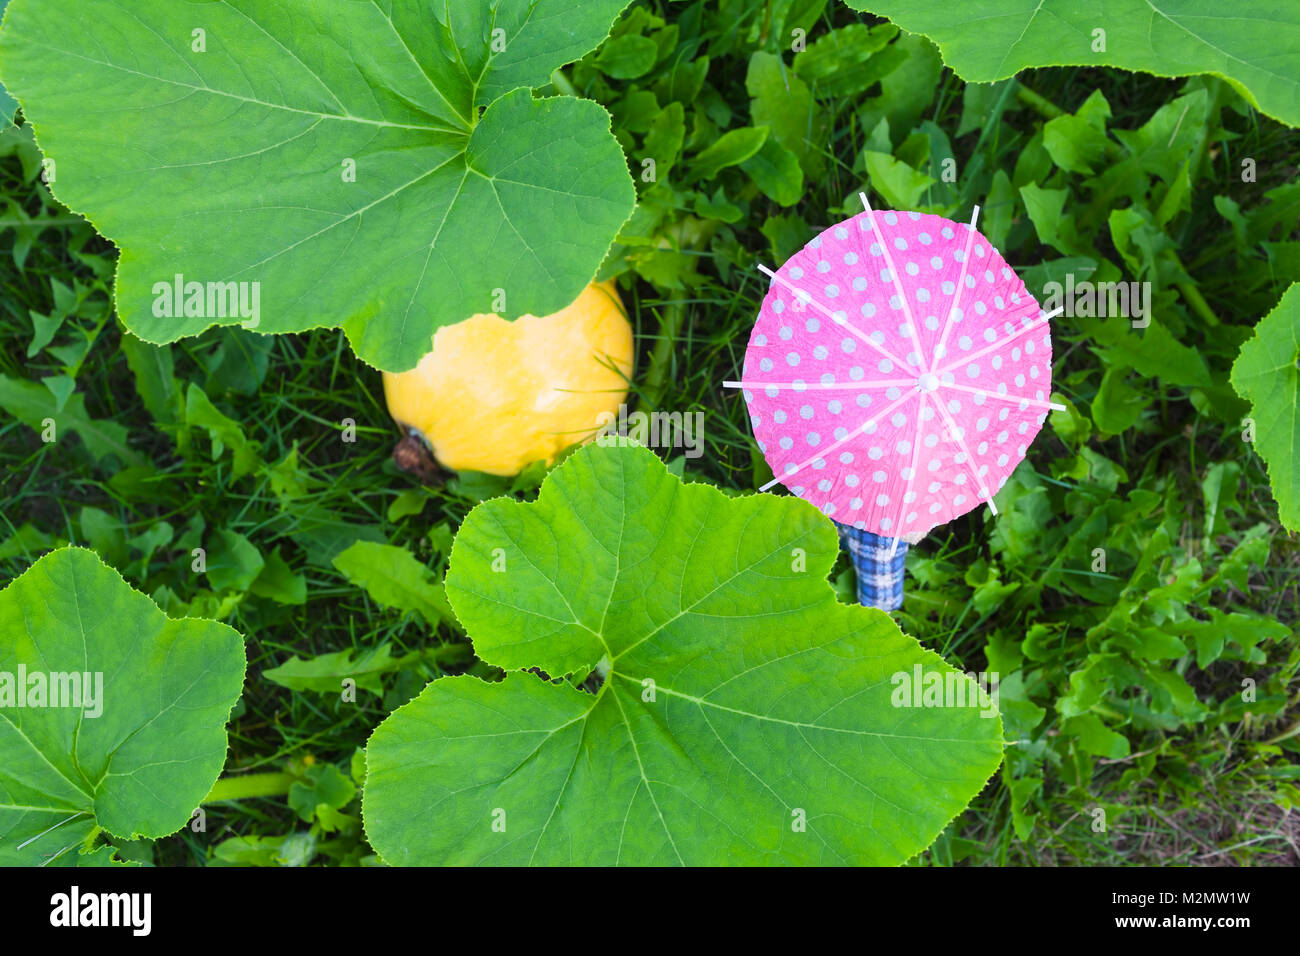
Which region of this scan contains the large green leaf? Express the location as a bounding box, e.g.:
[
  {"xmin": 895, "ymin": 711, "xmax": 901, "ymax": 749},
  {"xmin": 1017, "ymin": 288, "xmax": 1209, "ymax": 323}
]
[
  {"xmin": 1230, "ymin": 283, "xmax": 1300, "ymax": 530},
  {"xmin": 0, "ymin": 1, "xmax": 15, "ymax": 127},
  {"xmin": 363, "ymin": 444, "xmax": 1003, "ymax": 865},
  {"xmin": 0, "ymin": 0, "xmax": 637, "ymax": 371},
  {"xmin": 846, "ymin": 1, "xmax": 1300, "ymax": 128},
  {"xmin": 0, "ymin": 547, "xmax": 245, "ymax": 865}
]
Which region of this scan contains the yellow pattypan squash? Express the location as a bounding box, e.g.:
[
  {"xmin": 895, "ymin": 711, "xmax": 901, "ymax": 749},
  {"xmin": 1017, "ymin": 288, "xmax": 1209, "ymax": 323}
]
[{"xmin": 383, "ymin": 281, "xmax": 633, "ymax": 476}]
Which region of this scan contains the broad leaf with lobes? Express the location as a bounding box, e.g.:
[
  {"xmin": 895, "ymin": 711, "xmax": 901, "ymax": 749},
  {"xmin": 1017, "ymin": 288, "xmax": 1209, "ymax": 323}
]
[{"xmin": 0, "ymin": 0, "xmax": 637, "ymax": 371}]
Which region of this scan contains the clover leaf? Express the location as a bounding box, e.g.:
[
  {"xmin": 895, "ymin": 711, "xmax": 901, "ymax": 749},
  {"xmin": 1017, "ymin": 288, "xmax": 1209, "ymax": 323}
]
[{"xmin": 363, "ymin": 444, "xmax": 1003, "ymax": 865}]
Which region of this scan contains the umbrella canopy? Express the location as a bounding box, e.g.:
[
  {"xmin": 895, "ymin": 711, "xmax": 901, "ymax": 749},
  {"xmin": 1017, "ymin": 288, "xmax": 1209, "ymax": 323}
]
[{"xmin": 731, "ymin": 197, "xmax": 1062, "ymax": 543}]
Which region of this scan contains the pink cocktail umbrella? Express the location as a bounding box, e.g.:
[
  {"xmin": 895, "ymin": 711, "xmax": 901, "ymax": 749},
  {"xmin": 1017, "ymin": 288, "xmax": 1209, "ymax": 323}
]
[{"xmin": 729, "ymin": 195, "xmax": 1063, "ymax": 568}]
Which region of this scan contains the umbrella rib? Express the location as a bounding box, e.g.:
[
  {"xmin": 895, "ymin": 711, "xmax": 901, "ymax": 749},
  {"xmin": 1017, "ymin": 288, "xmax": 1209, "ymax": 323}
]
[
  {"xmin": 928, "ymin": 204, "xmax": 980, "ymax": 375},
  {"xmin": 941, "ymin": 380, "xmax": 1066, "ymax": 411},
  {"xmin": 723, "ymin": 379, "xmax": 918, "ymax": 391},
  {"xmin": 756, "ymin": 264, "xmax": 911, "ymax": 372},
  {"xmin": 933, "ymin": 308, "xmax": 1061, "ymax": 377},
  {"xmin": 857, "ymin": 192, "xmax": 920, "ymax": 372},
  {"xmin": 888, "ymin": 391, "xmax": 928, "ymax": 559},
  {"xmin": 759, "ymin": 388, "xmax": 917, "ymax": 493},
  {"xmin": 932, "ymin": 396, "xmax": 999, "ymax": 516}
]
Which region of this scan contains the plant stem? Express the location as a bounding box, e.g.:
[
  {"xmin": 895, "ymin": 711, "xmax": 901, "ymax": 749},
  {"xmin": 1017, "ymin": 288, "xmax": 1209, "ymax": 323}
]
[
  {"xmin": 1175, "ymin": 275, "xmax": 1221, "ymax": 326},
  {"xmin": 204, "ymin": 772, "xmax": 296, "ymax": 803},
  {"xmin": 548, "ymin": 68, "xmax": 578, "ymax": 98},
  {"xmin": 1015, "ymin": 84, "xmax": 1066, "ymax": 121}
]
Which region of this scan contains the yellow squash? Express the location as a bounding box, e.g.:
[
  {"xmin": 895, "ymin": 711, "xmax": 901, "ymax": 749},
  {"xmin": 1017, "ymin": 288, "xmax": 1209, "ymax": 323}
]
[{"xmin": 383, "ymin": 281, "xmax": 633, "ymax": 476}]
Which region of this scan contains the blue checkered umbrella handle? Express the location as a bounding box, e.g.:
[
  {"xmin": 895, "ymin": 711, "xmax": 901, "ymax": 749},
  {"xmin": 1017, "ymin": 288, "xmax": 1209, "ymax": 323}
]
[{"xmin": 835, "ymin": 522, "xmax": 908, "ymax": 611}]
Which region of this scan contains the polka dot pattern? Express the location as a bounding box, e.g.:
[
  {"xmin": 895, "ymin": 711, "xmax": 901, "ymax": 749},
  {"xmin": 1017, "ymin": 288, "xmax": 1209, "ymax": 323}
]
[{"xmin": 742, "ymin": 209, "xmax": 1052, "ymax": 536}]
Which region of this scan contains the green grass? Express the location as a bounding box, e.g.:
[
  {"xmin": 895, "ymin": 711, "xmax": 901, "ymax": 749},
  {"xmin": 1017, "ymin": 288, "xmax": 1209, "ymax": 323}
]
[{"xmin": 1, "ymin": 0, "xmax": 1297, "ymax": 865}]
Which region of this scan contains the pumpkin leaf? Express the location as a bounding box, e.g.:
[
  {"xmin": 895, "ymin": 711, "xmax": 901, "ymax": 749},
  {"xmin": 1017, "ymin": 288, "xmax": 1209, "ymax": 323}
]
[
  {"xmin": 0, "ymin": 0, "xmax": 637, "ymax": 372},
  {"xmin": 1230, "ymin": 283, "xmax": 1300, "ymax": 530},
  {"xmin": 0, "ymin": 547, "xmax": 245, "ymax": 865},
  {"xmin": 846, "ymin": 0, "xmax": 1300, "ymax": 128},
  {"xmin": 363, "ymin": 444, "xmax": 1003, "ymax": 865}
]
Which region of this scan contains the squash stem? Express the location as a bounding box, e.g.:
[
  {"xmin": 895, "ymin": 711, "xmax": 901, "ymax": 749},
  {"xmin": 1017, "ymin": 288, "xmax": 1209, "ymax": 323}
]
[
  {"xmin": 203, "ymin": 772, "xmax": 297, "ymax": 803},
  {"xmin": 549, "ymin": 68, "xmax": 578, "ymax": 98}
]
